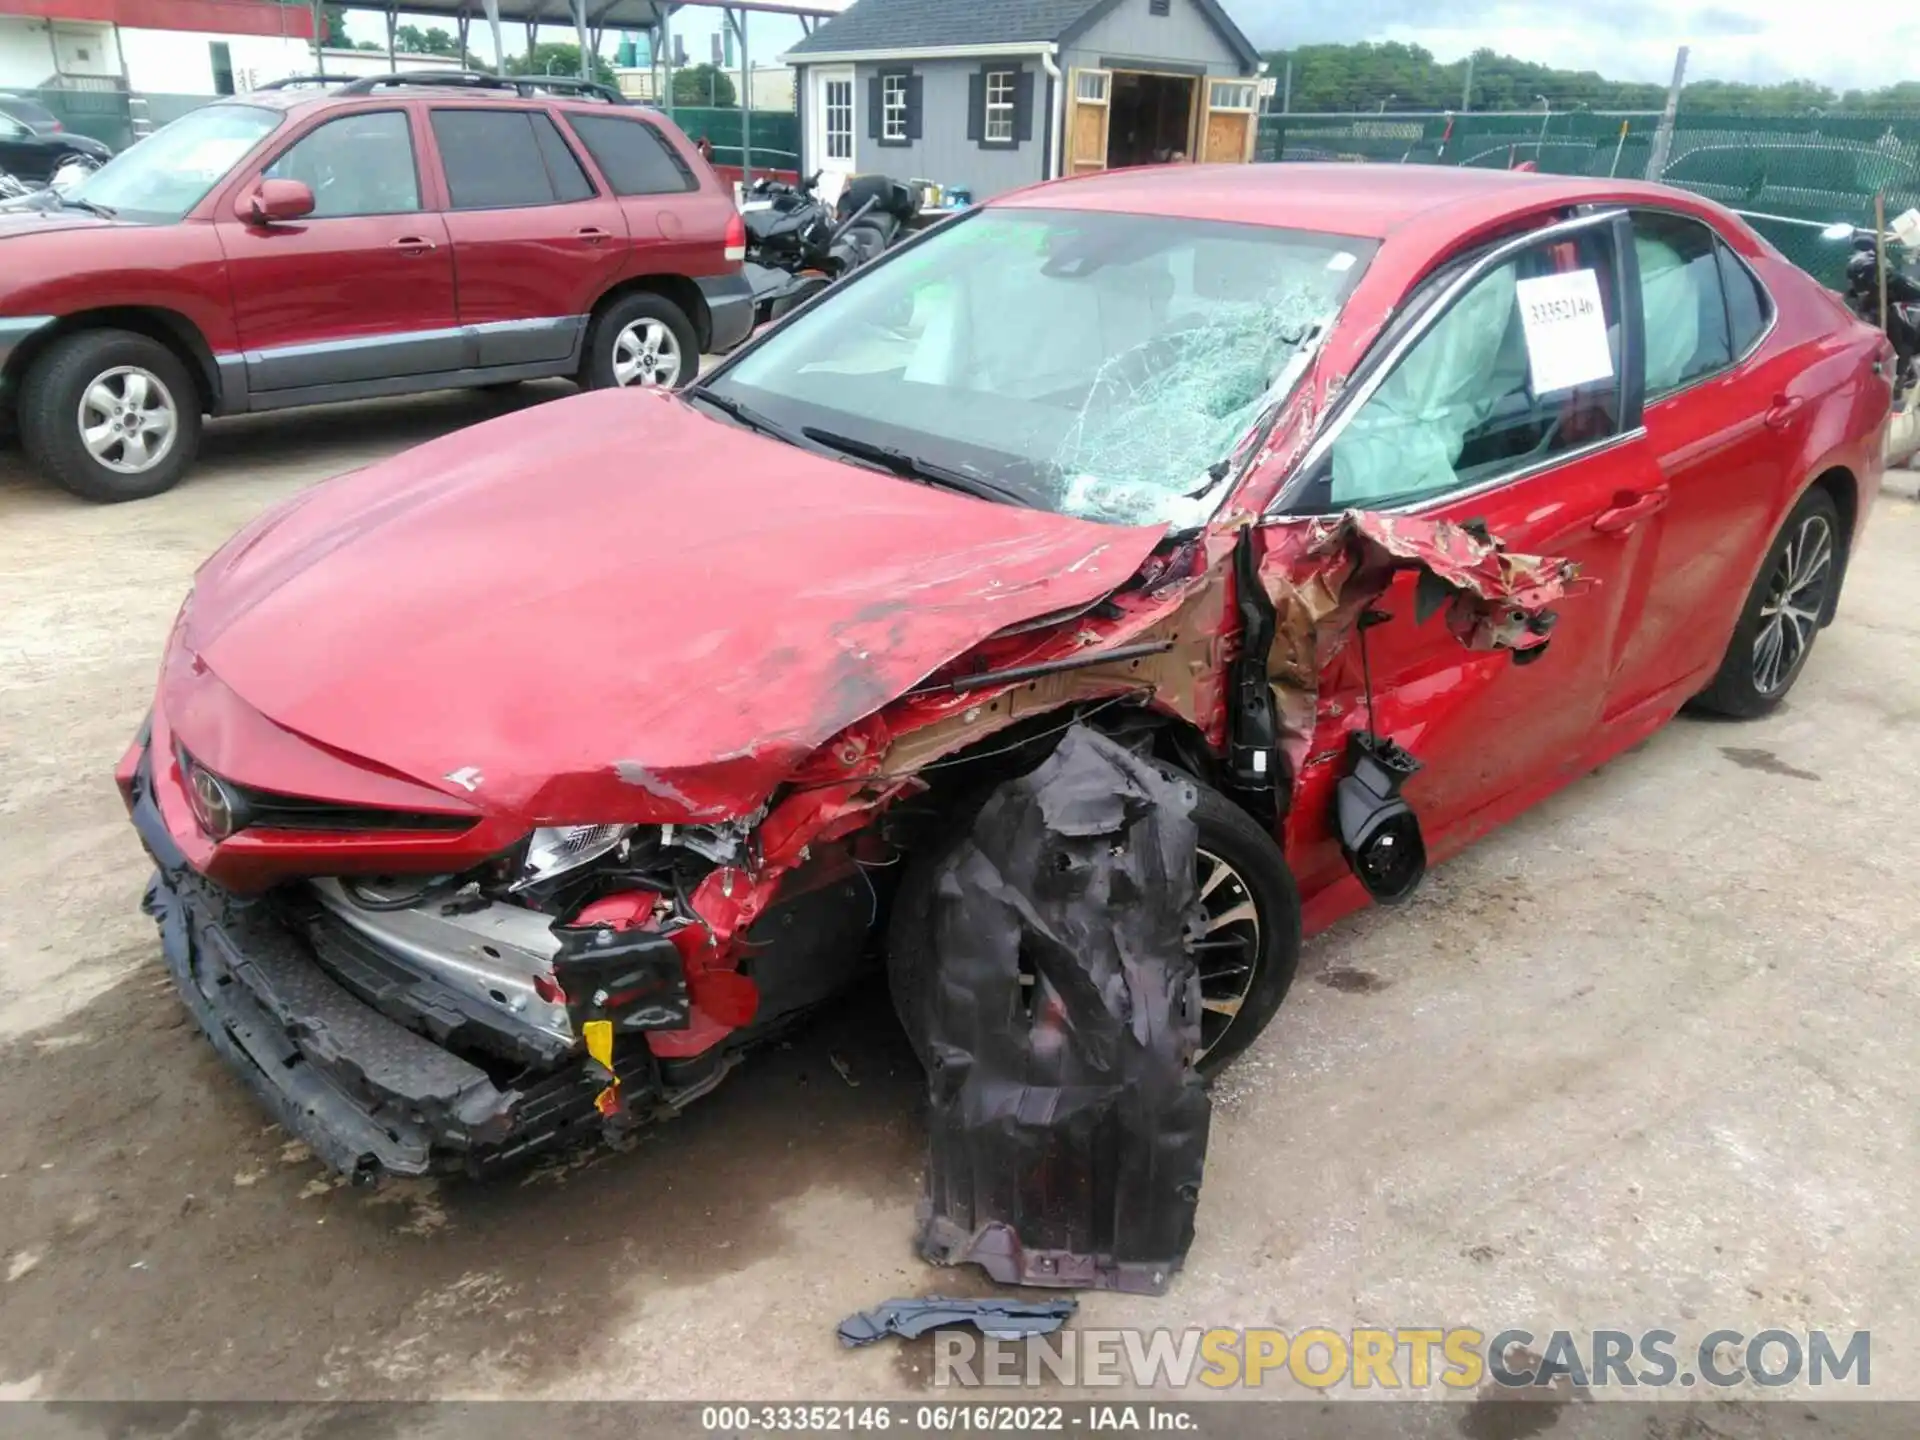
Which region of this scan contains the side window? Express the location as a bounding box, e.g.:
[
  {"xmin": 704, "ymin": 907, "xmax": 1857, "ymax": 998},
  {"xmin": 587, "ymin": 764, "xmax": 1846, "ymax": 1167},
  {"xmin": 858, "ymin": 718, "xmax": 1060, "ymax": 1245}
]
[
  {"xmin": 1326, "ymin": 225, "xmax": 1622, "ymax": 509},
  {"xmin": 432, "ymin": 108, "xmax": 586, "ymax": 209},
  {"xmin": 564, "ymin": 113, "xmax": 696, "ymax": 196},
  {"xmin": 530, "ymin": 111, "xmax": 594, "ymax": 202},
  {"xmin": 0, "ymin": 113, "xmax": 28, "ymax": 141},
  {"xmin": 263, "ymin": 109, "xmax": 419, "ymax": 218},
  {"xmin": 1717, "ymin": 242, "xmax": 1773, "ymax": 356},
  {"xmin": 1634, "ymin": 211, "xmax": 1733, "ymax": 396}
]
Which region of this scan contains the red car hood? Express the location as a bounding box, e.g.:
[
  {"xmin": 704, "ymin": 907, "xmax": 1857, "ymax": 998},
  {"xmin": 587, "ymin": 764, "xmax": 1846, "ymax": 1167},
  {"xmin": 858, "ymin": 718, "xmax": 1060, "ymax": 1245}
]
[
  {"xmin": 178, "ymin": 388, "xmax": 1164, "ymax": 822},
  {"xmin": 0, "ymin": 207, "xmax": 120, "ymax": 239}
]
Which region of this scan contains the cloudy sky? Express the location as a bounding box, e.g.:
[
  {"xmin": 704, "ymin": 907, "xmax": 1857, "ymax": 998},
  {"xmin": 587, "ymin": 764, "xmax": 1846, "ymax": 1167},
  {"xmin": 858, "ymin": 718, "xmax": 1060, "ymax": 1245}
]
[
  {"xmin": 427, "ymin": 0, "xmax": 1911, "ymax": 94},
  {"xmin": 1227, "ymin": 0, "xmax": 1915, "ymax": 91}
]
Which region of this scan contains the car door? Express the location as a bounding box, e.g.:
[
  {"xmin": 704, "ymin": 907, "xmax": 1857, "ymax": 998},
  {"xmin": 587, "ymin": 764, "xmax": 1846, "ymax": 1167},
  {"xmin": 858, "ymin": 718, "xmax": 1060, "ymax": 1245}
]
[
  {"xmin": 217, "ymin": 105, "xmax": 459, "ymax": 393},
  {"xmin": 560, "ymin": 109, "xmax": 715, "ymax": 278},
  {"xmin": 423, "ymin": 104, "xmax": 628, "ymax": 368},
  {"xmin": 1599, "ymin": 210, "xmax": 1806, "ymax": 721},
  {"xmin": 1259, "ymin": 210, "xmax": 1665, "ymax": 903}
]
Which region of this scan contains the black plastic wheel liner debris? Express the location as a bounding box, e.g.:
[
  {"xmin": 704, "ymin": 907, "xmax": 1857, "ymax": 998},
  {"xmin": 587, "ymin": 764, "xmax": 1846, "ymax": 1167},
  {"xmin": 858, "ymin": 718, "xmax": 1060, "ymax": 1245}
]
[{"xmin": 913, "ymin": 725, "xmax": 1211, "ymax": 1296}]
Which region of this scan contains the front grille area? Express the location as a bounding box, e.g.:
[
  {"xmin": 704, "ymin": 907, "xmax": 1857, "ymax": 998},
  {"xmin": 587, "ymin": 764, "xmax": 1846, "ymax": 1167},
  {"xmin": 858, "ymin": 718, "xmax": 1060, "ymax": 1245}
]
[{"xmin": 233, "ymin": 785, "xmax": 477, "ymax": 834}]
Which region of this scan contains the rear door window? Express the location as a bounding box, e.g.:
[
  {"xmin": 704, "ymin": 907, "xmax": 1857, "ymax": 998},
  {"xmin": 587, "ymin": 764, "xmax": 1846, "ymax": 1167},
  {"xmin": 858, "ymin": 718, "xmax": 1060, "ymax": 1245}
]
[
  {"xmin": 1632, "ymin": 211, "xmax": 1734, "ymax": 396},
  {"xmin": 565, "ymin": 112, "xmax": 696, "ymax": 195},
  {"xmin": 1717, "ymin": 243, "xmax": 1774, "ymax": 356},
  {"xmin": 431, "ymin": 107, "xmax": 595, "ymax": 209}
]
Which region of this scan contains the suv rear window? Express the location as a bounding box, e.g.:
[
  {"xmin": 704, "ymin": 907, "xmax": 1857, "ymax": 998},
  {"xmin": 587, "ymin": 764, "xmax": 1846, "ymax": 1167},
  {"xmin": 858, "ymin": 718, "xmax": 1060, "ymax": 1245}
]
[
  {"xmin": 431, "ymin": 108, "xmax": 595, "ymax": 209},
  {"xmin": 565, "ymin": 112, "xmax": 696, "ymax": 196}
]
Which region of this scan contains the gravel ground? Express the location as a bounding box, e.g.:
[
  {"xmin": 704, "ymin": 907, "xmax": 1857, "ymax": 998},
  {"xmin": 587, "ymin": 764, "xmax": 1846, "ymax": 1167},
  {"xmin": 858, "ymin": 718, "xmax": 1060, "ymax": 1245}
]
[{"xmin": 1, "ymin": 388, "xmax": 1915, "ymax": 1412}]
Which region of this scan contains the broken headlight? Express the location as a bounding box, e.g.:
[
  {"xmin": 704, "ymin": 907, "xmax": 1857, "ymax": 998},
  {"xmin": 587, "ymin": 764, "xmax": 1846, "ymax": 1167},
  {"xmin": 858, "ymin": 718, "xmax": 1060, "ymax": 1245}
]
[{"xmin": 510, "ymin": 824, "xmax": 633, "ymax": 892}]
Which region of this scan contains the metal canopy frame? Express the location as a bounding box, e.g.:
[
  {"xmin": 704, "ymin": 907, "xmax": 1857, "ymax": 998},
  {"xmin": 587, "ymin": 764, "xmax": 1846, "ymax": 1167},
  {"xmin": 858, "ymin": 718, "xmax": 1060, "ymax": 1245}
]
[{"xmin": 313, "ymin": 0, "xmax": 840, "ymax": 180}]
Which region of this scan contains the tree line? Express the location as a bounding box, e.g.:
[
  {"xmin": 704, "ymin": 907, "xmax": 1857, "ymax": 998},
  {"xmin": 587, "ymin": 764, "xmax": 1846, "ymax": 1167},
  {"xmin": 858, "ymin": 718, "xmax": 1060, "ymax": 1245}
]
[{"xmin": 1265, "ymin": 41, "xmax": 1920, "ymax": 116}]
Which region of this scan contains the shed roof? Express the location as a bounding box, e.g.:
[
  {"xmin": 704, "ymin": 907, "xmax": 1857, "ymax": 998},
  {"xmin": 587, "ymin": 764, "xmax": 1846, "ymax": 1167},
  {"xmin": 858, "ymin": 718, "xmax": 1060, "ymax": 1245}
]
[{"xmin": 787, "ymin": 0, "xmax": 1261, "ymax": 69}]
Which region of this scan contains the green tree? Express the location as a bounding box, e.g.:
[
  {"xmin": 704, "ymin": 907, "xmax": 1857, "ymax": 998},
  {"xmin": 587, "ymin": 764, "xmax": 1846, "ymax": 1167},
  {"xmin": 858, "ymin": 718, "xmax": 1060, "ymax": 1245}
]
[
  {"xmin": 672, "ymin": 63, "xmax": 736, "ymax": 108},
  {"xmin": 321, "ymin": 4, "xmax": 354, "ymax": 48},
  {"xmin": 394, "ymin": 25, "xmax": 459, "ymax": 57},
  {"xmin": 503, "ymin": 42, "xmax": 616, "ymax": 86}
]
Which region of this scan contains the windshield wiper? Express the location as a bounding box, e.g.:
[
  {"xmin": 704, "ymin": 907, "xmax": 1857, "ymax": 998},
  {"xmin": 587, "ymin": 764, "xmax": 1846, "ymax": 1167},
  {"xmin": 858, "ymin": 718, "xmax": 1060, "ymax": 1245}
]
[
  {"xmin": 800, "ymin": 426, "xmax": 1034, "ymax": 508},
  {"xmin": 685, "ymin": 387, "xmax": 811, "ymax": 449},
  {"xmin": 54, "ymin": 190, "xmax": 115, "ymax": 219}
]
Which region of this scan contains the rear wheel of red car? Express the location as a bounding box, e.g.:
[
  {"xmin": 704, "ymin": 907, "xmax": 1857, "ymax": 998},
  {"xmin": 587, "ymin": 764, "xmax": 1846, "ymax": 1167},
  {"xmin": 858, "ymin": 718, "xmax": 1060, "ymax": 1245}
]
[
  {"xmin": 1693, "ymin": 486, "xmax": 1842, "ymax": 718},
  {"xmin": 19, "ymin": 329, "xmax": 201, "ymax": 503},
  {"xmin": 582, "ymin": 292, "xmax": 698, "ymax": 391},
  {"xmin": 885, "ymin": 768, "xmax": 1302, "ymax": 1081}
]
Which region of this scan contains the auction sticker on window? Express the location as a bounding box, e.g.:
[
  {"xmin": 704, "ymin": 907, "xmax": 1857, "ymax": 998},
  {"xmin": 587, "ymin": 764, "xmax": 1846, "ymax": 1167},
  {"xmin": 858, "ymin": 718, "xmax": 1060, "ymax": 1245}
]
[{"xmin": 1515, "ymin": 268, "xmax": 1613, "ymax": 393}]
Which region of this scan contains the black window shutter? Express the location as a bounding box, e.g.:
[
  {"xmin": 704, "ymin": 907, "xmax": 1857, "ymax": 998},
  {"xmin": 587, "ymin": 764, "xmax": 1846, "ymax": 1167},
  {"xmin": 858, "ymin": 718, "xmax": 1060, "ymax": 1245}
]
[
  {"xmin": 867, "ymin": 75, "xmax": 882, "ymax": 139},
  {"xmin": 1014, "ymin": 69, "xmax": 1035, "ymax": 143},
  {"xmin": 967, "ymin": 70, "xmax": 985, "ymax": 143},
  {"xmin": 906, "ymin": 74, "xmax": 923, "ymax": 140}
]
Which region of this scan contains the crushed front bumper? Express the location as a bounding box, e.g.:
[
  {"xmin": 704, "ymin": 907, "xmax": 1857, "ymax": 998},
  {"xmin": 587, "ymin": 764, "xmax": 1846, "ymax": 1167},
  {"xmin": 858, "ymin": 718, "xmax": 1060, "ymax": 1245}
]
[{"xmin": 127, "ymin": 750, "xmax": 618, "ymax": 1182}]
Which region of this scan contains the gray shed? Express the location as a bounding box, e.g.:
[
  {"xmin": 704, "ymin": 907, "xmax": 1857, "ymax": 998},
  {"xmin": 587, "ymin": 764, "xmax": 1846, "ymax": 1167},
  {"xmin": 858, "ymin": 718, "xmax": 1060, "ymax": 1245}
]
[{"xmin": 784, "ymin": 0, "xmax": 1263, "ymax": 200}]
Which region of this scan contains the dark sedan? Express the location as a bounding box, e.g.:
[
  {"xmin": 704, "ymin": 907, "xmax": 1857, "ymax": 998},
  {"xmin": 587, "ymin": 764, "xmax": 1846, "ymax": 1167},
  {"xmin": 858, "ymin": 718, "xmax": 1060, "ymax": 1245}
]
[{"xmin": 0, "ymin": 103, "xmax": 111, "ymax": 183}]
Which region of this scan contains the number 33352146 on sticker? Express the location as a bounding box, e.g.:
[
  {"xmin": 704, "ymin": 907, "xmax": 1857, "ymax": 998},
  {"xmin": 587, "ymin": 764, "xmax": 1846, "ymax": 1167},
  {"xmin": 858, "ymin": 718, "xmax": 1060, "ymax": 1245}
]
[{"xmin": 1515, "ymin": 268, "xmax": 1613, "ymax": 394}]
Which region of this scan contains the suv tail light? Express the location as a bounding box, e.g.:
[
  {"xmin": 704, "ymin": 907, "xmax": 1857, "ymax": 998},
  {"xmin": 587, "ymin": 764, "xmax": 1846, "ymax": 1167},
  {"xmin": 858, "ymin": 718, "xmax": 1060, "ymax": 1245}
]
[
  {"xmin": 49, "ymin": 120, "xmax": 64, "ymax": 133},
  {"xmin": 724, "ymin": 210, "xmax": 746, "ymax": 264}
]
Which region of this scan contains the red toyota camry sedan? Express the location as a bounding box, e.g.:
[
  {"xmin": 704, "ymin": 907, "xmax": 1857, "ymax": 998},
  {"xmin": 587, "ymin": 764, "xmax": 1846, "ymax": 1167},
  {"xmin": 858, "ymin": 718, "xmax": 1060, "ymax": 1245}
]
[{"xmin": 118, "ymin": 164, "xmax": 1888, "ymax": 1182}]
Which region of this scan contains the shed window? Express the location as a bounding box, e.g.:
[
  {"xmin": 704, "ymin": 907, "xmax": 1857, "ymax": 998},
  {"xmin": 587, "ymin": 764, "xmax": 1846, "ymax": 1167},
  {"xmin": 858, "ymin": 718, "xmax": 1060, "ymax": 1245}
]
[
  {"xmin": 1208, "ymin": 80, "xmax": 1257, "ymax": 112},
  {"xmin": 985, "ymin": 70, "xmax": 1016, "ymax": 143},
  {"xmin": 882, "ymin": 73, "xmax": 909, "ymax": 142}
]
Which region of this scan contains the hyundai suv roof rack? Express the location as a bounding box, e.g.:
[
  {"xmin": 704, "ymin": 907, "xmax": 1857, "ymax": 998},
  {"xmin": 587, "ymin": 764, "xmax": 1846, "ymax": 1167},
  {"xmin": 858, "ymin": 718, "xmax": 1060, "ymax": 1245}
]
[
  {"xmin": 332, "ymin": 70, "xmax": 628, "ymax": 105},
  {"xmin": 253, "ymin": 75, "xmax": 343, "ymax": 91},
  {"xmin": 334, "ymin": 70, "xmax": 521, "ymax": 97}
]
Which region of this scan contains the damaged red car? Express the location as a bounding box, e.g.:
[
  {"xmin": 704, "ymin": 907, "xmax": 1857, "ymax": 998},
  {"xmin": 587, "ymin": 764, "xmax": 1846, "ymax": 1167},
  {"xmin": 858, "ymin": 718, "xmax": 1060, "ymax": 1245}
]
[{"xmin": 119, "ymin": 164, "xmax": 1886, "ymax": 1183}]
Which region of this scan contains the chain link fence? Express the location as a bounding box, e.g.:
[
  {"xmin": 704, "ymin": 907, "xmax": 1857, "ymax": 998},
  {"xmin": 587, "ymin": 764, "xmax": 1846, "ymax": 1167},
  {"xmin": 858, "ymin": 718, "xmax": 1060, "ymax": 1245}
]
[{"xmin": 1257, "ymin": 109, "xmax": 1920, "ymax": 285}]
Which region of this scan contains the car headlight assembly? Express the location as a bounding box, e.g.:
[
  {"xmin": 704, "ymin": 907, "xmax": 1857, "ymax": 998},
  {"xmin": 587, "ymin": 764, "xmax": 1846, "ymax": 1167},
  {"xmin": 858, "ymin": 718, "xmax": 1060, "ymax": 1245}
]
[{"xmin": 511, "ymin": 824, "xmax": 634, "ymax": 891}]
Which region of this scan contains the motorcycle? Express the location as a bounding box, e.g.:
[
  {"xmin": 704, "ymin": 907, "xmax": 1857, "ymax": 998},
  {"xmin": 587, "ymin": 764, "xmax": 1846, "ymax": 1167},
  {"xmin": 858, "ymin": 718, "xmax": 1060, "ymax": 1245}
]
[
  {"xmin": 740, "ymin": 171, "xmax": 918, "ymax": 325},
  {"xmin": 1823, "ymin": 218, "xmax": 1920, "ymax": 405}
]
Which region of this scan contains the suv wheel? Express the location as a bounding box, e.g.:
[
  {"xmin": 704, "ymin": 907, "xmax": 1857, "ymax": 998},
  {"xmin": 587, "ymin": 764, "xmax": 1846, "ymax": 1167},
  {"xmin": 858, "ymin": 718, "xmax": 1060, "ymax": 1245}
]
[
  {"xmin": 583, "ymin": 293, "xmax": 697, "ymax": 390},
  {"xmin": 19, "ymin": 329, "xmax": 201, "ymax": 502}
]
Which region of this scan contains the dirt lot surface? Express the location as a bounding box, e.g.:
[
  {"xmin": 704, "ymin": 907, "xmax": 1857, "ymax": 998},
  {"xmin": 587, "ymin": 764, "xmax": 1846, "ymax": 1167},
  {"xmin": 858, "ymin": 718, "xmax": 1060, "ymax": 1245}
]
[{"xmin": 2, "ymin": 387, "xmax": 1917, "ymax": 1407}]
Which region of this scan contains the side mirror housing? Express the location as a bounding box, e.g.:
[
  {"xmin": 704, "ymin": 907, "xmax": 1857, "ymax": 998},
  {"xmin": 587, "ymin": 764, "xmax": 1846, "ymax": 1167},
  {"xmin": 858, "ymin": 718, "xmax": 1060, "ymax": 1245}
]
[{"xmin": 237, "ymin": 177, "xmax": 315, "ymax": 225}]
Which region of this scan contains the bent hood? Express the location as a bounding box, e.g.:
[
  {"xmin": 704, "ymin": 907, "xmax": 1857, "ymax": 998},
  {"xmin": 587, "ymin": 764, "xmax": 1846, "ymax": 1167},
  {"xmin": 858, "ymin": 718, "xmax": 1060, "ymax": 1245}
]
[{"xmin": 180, "ymin": 388, "xmax": 1163, "ymax": 822}]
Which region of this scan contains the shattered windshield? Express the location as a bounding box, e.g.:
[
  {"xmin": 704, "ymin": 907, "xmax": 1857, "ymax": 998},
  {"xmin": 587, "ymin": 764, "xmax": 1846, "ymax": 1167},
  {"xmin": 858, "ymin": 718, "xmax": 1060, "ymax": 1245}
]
[{"xmin": 706, "ymin": 208, "xmax": 1374, "ymax": 526}]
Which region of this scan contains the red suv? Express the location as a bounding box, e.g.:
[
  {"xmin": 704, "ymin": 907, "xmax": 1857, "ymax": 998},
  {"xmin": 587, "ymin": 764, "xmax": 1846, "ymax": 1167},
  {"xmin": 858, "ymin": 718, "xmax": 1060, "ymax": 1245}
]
[{"xmin": 0, "ymin": 72, "xmax": 751, "ymax": 502}]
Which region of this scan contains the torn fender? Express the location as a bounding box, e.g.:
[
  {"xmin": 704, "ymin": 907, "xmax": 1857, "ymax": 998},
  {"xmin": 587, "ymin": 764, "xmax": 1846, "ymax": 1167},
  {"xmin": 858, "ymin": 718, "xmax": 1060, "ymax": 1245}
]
[{"xmin": 1256, "ymin": 509, "xmax": 1585, "ymax": 788}]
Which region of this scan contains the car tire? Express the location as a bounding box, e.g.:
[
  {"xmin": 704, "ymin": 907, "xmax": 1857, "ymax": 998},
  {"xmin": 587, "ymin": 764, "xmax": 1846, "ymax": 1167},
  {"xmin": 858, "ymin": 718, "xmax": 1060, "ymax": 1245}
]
[
  {"xmin": 885, "ymin": 766, "xmax": 1302, "ymax": 1082},
  {"xmin": 18, "ymin": 328, "xmax": 201, "ymax": 503},
  {"xmin": 581, "ymin": 293, "xmax": 698, "ymax": 391},
  {"xmin": 1692, "ymin": 486, "xmax": 1842, "ymax": 718}
]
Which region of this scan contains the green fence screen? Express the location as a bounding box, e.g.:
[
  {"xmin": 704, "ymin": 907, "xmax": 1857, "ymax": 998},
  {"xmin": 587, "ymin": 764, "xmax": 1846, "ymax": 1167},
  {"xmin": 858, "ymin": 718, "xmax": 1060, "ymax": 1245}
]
[{"xmin": 1258, "ymin": 109, "xmax": 1920, "ymax": 285}]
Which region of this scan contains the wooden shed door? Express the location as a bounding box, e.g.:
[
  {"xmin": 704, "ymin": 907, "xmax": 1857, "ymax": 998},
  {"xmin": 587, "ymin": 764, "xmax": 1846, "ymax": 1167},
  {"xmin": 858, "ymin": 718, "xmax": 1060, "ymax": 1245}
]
[
  {"xmin": 1066, "ymin": 68, "xmax": 1111, "ymax": 175},
  {"xmin": 1200, "ymin": 77, "xmax": 1258, "ymax": 163}
]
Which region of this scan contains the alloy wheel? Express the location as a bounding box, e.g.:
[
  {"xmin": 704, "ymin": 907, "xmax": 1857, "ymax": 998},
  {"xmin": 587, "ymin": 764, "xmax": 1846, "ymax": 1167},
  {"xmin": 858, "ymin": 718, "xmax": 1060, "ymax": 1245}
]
[
  {"xmin": 77, "ymin": 366, "xmax": 178, "ymax": 475},
  {"xmin": 1191, "ymin": 846, "xmax": 1262, "ymax": 1064},
  {"xmin": 1751, "ymin": 513, "xmax": 1834, "ymax": 696},
  {"xmin": 611, "ymin": 319, "xmax": 683, "ymax": 387}
]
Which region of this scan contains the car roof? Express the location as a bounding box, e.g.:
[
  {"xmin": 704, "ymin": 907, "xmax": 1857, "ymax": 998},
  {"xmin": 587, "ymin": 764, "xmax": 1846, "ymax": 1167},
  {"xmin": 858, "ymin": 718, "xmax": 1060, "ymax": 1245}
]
[
  {"xmin": 0, "ymin": 94, "xmax": 55, "ymax": 117},
  {"xmin": 994, "ymin": 162, "xmax": 1702, "ymax": 242}
]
